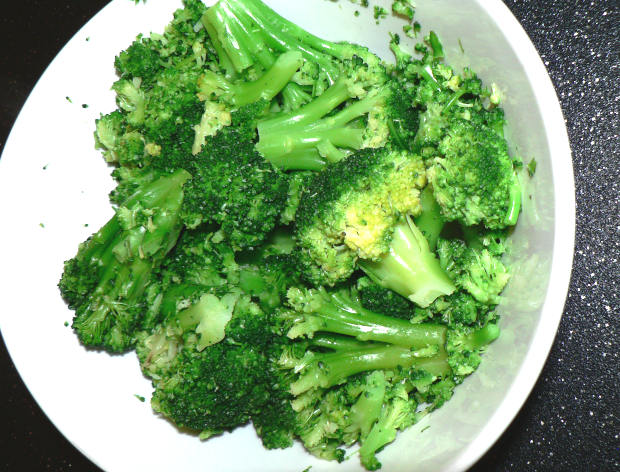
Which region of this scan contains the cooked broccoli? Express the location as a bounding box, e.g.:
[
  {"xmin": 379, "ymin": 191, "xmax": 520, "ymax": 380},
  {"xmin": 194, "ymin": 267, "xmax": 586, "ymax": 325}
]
[
  {"xmin": 137, "ymin": 292, "xmax": 286, "ymax": 437},
  {"xmin": 295, "ymin": 147, "xmax": 427, "ymax": 281},
  {"xmin": 428, "ymin": 119, "xmax": 521, "ymax": 228},
  {"xmin": 59, "ymin": 170, "xmax": 191, "ymax": 352},
  {"xmin": 282, "ymin": 287, "xmax": 447, "ymax": 349},
  {"xmin": 180, "ymin": 105, "xmax": 290, "ymax": 249},
  {"xmin": 356, "ymin": 277, "xmax": 415, "ymax": 320},
  {"xmin": 60, "ymin": 0, "xmax": 523, "ymax": 469},
  {"xmin": 277, "ymin": 284, "xmax": 499, "ymax": 468},
  {"xmin": 437, "ymin": 237, "xmax": 510, "ymax": 305}
]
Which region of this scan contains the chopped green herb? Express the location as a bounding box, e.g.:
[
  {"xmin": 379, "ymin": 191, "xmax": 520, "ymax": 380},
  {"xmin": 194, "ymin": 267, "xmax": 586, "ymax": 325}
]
[
  {"xmin": 64, "ymin": 321, "xmax": 69, "ymax": 327},
  {"xmin": 458, "ymin": 38, "xmax": 465, "ymax": 53},
  {"xmin": 39, "ymin": 223, "xmax": 45, "ymax": 228},
  {"xmin": 527, "ymin": 159, "xmax": 537, "ymax": 177},
  {"xmin": 374, "ymin": 6, "xmax": 388, "ymax": 21},
  {"xmin": 82, "ymin": 104, "xmax": 89, "ymax": 109},
  {"xmin": 65, "ymin": 96, "xmax": 72, "ymax": 103},
  {"xmin": 135, "ymin": 394, "xmax": 146, "ymax": 402}
]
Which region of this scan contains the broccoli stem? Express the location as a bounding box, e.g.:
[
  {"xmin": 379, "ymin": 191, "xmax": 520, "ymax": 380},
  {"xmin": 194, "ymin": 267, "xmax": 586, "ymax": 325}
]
[
  {"xmin": 203, "ymin": 0, "xmax": 341, "ymax": 81},
  {"xmin": 264, "ymin": 148, "xmax": 327, "ymax": 171},
  {"xmin": 359, "ymin": 216, "xmax": 455, "ymax": 308},
  {"xmin": 310, "ymin": 334, "xmax": 383, "ymax": 352},
  {"xmin": 289, "ymin": 344, "xmax": 450, "ymax": 395},
  {"xmin": 234, "ymin": 51, "xmax": 304, "ymax": 106},
  {"xmin": 413, "ymin": 185, "xmax": 445, "ymax": 251},
  {"xmin": 257, "ymin": 86, "xmax": 386, "ymax": 168},
  {"xmin": 460, "ymin": 323, "xmax": 500, "ymax": 350},
  {"xmin": 258, "ymin": 77, "xmax": 352, "ymax": 133},
  {"xmin": 198, "ymin": 51, "xmax": 303, "ymax": 106},
  {"xmin": 281, "ymin": 82, "xmax": 312, "ymax": 110},
  {"xmin": 287, "ymin": 288, "xmax": 446, "ymax": 349}
]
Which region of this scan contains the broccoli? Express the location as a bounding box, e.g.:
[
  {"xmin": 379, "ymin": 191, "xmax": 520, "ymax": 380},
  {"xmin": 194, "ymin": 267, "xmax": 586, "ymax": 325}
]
[
  {"xmin": 202, "ymin": 0, "xmax": 380, "ymax": 90},
  {"xmin": 356, "ymin": 277, "xmax": 415, "ymax": 320},
  {"xmin": 295, "ymin": 147, "xmax": 427, "ymax": 280},
  {"xmin": 277, "ymin": 284, "xmax": 499, "ymax": 469},
  {"xmin": 60, "ymin": 0, "xmax": 523, "ymax": 469},
  {"xmin": 136, "ymin": 230, "xmax": 298, "ymax": 445},
  {"xmin": 282, "ymin": 287, "xmax": 447, "ymax": 349},
  {"xmin": 180, "ymin": 104, "xmax": 290, "ymax": 249},
  {"xmin": 256, "ymin": 75, "xmax": 389, "ymax": 170},
  {"xmin": 437, "ymin": 237, "xmax": 510, "ymax": 305},
  {"xmin": 137, "ymin": 293, "xmax": 287, "ymax": 437},
  {"xmin": 201, "ymin": 0, "xmax": 424, "ymax": 169},
  {"xmin": 59, "ymin": 169, "xmax": 191, "ymax": 352},
  {"xmin": 428, "ymin": 119, "xmax": 522, "ymax": 228}
]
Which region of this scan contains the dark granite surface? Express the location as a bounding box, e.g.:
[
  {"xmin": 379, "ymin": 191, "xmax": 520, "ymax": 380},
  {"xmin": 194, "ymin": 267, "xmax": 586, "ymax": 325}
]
[{"xmin": 1, "ymin": 1, "xmax": 618, "ymax": 471}]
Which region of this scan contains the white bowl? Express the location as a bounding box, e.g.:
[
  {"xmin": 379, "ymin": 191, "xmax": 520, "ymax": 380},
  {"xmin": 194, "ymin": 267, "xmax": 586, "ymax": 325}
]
[{"xmin": 0, "ymin": 0, "xmax": 574, "ymax": 471}]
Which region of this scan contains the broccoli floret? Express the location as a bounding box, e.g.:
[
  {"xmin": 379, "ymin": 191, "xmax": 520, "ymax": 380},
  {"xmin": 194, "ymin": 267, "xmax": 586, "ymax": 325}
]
[
  {"xmin": 358, "ymin": 383, "xmax": 417, "ymax": 470},
  {"xmin": 295, "ymin": 146, "xmax": 427, "ymax": 285},
  {"xmin": 428, "ymin": 120, "xmax": 521, "ymax": 228},
  {"xmin": 437, "ymin": 237, "xmax": 510, "ymax": 305},
  {"xmin": 180, "ymin": 105, "xmax": 290, "ymax": 249},
  {"xmin": 115, "ymin": 40, "xmax": 161, "ymax": 86},
  {"xmin": 392, "ymin": 0, "xmax": 415, "ymax": 20},
  {"xmin": 59, "ymin": 170, "xmax": 191, "ymax": 352},
  {"xmin": 356, "ymin": 277, "xmax": 415, "ymax": 320},
  {"xmin": 137, "ymin": 277, "xmax": 294, "ymax": 440},
  {"xmin": 112, "ymin": 78, "xmax": 146, "ymax": 127},
  {"xmin": 146, "ymin": 298, "xmax": 277, "ymax": 436},
  {"xmin": 446, "ymin": 322, "xmax": 500, "ymax": 377}
]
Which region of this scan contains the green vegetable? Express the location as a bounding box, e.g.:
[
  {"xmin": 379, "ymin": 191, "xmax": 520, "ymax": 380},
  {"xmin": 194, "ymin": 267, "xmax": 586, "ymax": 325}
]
[{"xmin": 59, "ymin": 0, "xmax": 523, "ymax": 469}]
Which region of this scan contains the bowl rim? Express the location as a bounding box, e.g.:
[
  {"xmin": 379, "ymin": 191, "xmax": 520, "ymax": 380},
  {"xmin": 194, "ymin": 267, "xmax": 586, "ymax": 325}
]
[{"xmin": 448, "ymin": 1, "xmax": 575, "ymax": 470}]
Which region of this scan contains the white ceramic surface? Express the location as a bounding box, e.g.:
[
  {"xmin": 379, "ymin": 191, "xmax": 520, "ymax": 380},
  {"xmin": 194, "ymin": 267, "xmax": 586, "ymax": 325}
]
[{"xmin": 0, "ymin": 1, "xmax": 574, "ymax": 471}]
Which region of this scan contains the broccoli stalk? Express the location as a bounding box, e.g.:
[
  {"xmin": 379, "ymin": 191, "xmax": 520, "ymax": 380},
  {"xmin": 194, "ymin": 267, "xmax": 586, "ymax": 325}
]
[
  {"xmin": 59, "ymin": 169, "xmax": 191, "ymax": 352},
  {"xmin": 359, "ymin": 216, "xmax": 455, "ymax": 308},
  {"xmin": 197, "ymin": 51, "xmax": 304, "ymax": 106},
  {"xmin": 413, "ymin": 185, "xmax": 445, "ymax": 250},
  {"xmin": 202, "ymin": 0, "xmax": 375, "ymax": 81},
  {"xmin": 284, "ymin": 343, "xmax": 449, "ymax": 396},
  {"xmin": 285, "ymin": 287, "xmax": 447, "ymax": 348},
  {"xmin": 257, "ymin": 80, "xmax": 387, "ymax": 169}
]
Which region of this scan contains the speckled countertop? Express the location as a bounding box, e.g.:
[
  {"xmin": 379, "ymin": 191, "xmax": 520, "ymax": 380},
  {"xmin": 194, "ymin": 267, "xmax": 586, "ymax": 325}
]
[{"xmin": 1, "ymin": 1, "xmax": 618, "ymax": 471}]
